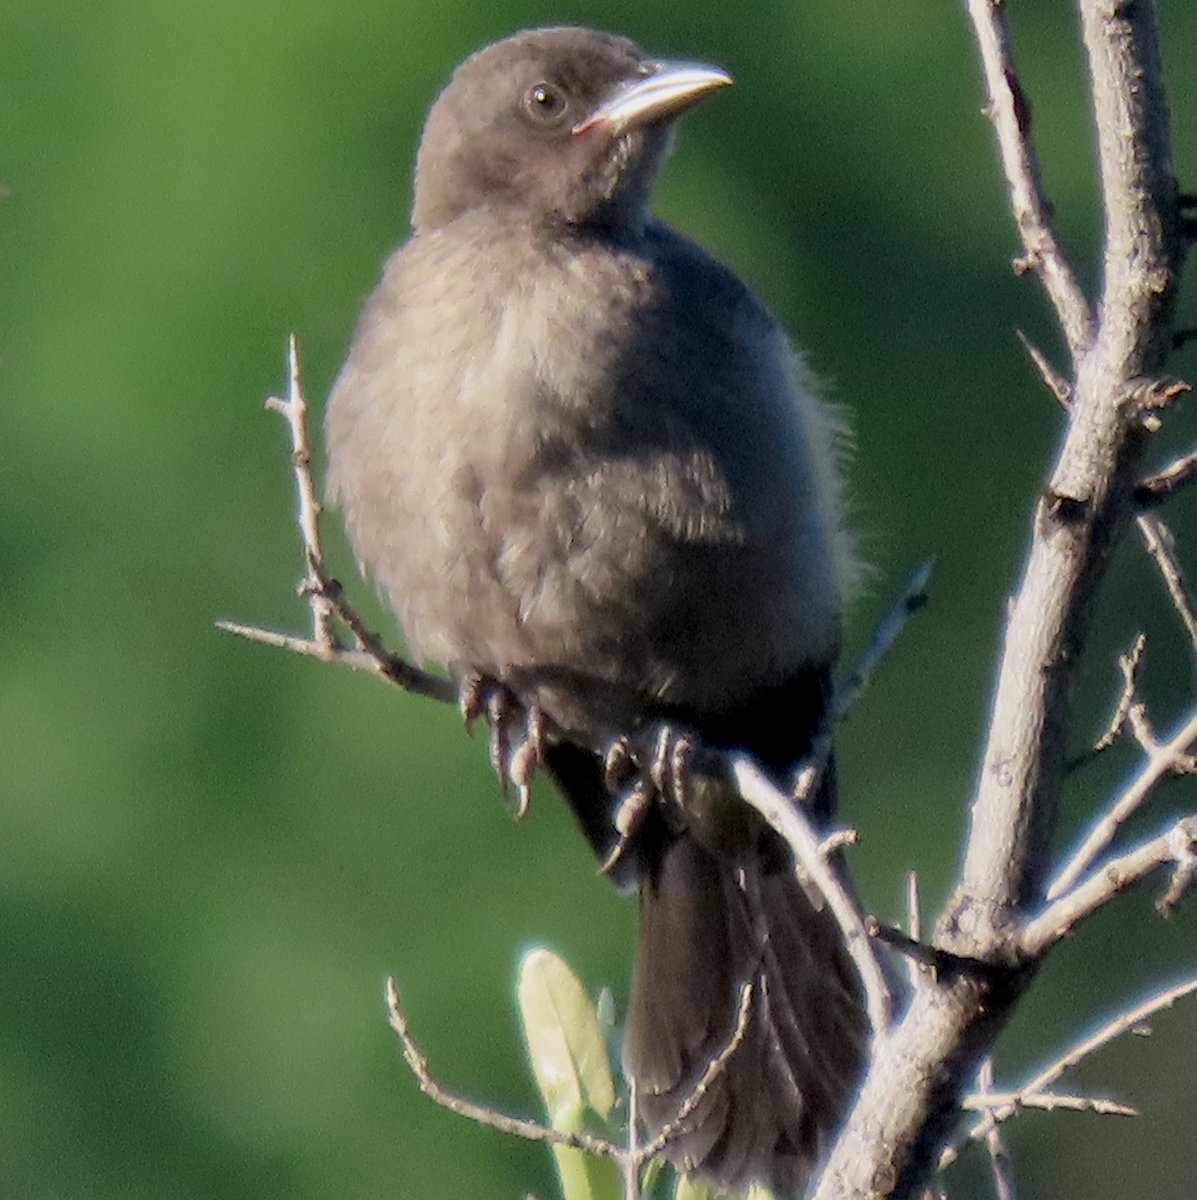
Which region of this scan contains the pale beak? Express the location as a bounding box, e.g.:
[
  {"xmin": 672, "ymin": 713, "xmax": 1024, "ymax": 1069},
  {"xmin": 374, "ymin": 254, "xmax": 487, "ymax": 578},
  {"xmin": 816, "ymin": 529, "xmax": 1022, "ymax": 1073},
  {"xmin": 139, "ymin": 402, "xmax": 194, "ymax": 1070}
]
[{"xmin": 573, "ymin": 61, "xmax": 733, "ymax": 136}]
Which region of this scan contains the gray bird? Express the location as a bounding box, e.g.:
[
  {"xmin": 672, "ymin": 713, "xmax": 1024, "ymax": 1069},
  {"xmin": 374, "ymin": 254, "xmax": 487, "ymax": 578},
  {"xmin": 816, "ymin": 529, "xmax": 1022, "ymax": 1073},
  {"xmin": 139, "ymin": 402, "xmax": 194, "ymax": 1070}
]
[{"xmin": 326, "ymin": 27, "xmax": 867, "ymax": 1196}]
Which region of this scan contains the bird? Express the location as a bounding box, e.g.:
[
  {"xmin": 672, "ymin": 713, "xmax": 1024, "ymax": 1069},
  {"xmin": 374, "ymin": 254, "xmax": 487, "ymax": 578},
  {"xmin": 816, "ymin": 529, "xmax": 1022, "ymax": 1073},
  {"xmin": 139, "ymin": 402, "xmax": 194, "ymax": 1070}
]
[{"xmin": 325, "ymin": 26, "xmax": 867, "ymax": 1196}]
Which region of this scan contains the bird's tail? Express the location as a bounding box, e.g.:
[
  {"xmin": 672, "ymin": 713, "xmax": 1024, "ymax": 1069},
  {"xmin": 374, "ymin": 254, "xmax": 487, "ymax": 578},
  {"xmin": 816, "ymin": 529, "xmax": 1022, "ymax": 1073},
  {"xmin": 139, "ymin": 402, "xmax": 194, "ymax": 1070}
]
[{"xmin": 622, "ymin": 831, "xmax": 868, "ymax": 1197}]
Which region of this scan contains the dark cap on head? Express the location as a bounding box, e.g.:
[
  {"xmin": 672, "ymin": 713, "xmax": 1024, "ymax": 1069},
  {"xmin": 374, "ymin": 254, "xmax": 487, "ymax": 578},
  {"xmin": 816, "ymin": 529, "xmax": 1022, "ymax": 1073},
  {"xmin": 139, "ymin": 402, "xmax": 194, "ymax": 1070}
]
[{"xmin": 411, "ymin": 27, "xmax": 731, "ymax": 231}]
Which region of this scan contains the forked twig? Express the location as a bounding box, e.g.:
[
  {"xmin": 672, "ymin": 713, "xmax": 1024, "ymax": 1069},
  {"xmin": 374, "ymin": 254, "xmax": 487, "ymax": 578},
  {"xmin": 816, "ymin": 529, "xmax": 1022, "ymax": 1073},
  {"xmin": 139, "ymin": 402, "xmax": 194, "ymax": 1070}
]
[
  {"xmin": 938, "ymin": 975, "xmax": 1197, "ymax": 1171},
  {"xmin": 384, "ymin": 977, "xmax": 621, "ymax": 1161},
  {"xmin": 1028, "ymin": 816, "xmax": 1197, "ymax": 952},
  {"xmin": 387, "ymin": 974, "xmax": 759, "ymax": 1198},
  {"xmin": 218, "ymin": 337, "xmax": 453, "ymax": 705}
]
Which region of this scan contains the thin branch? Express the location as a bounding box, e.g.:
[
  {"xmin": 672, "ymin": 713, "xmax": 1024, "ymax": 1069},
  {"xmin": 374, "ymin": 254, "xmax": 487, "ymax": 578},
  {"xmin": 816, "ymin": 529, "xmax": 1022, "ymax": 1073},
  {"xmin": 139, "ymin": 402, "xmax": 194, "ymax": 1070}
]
[
  {"xmin": 976, "ymin": 1059, "xmax": 1018, "ymax": 1200},
  {"xmin": 966, "ymin": 0, "xmax": 1094, "ymax": 359},
  {"xmin": 1025, "ymin": 816, "xmax": 1197, "ymax": 955},
  {"xmin": 730, "ymin": 754, "xmax": 892, "ymax": 1035},
  {"xmin": 384, "ymin": 977, "xmax": 622, "ymax": 1162},
  {"xmin": 1137, "ymin": 512, "xmax": 1197, "ymax": 652},
  {"xmin": 218, "ymin": 338, "xmax": 455, "ymax": 705},
  {"xmin": 961, "ymin": 1091, "xmax": 1136, "ymax": 1118},
  {"xmin": 946, "ymin": 975, "xmax": 1197, "ymax": 1163},
  {"xmin": 268, "ymin": 335, "xmax": 337, "ymax": 654},
  {"xmin": 1091, "ymin": 633, "xmax": 1146, "ymax": 755},
  {"xmin": 1047, "ymin": 702, "xmax": 1197, "ymax": 903},
  {"xmin": 832, "ymin": 560, "xmax": 933, "ymax": 725},
  {"xmin": 1136, "ymin": 444, "xmax": 1197, "ymax": 505},
  {"xmin": 905, "ymin": 871, "xmax": 925, "ymax": 992},
  {"xmin": 637, "ymin": 982, "xmax": 754, "ymax": 1162}
]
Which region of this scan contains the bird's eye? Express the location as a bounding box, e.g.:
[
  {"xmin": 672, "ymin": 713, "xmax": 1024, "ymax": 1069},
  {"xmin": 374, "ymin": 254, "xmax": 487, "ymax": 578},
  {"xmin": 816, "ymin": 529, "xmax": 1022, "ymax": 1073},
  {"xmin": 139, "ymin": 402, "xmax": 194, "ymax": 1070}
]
[{"xmin": 523, "ymin": 81, "xmax": 568, "ymax": 124}]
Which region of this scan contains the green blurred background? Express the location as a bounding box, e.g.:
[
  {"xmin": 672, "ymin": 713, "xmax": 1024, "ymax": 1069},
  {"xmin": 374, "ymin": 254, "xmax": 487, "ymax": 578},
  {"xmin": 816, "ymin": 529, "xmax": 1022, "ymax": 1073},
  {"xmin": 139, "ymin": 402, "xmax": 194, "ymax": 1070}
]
[{"xmin": 2, "ymin": 1, "xmax": 1196, "ymax": 1197}]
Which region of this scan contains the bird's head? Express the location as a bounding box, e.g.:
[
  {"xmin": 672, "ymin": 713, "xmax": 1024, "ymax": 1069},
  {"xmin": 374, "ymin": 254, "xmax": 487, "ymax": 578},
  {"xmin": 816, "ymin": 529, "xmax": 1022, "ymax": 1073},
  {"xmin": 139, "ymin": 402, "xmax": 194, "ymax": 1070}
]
[{"xmin": 411, "ymin": 27, "xmax": 731, "ymax": 233}]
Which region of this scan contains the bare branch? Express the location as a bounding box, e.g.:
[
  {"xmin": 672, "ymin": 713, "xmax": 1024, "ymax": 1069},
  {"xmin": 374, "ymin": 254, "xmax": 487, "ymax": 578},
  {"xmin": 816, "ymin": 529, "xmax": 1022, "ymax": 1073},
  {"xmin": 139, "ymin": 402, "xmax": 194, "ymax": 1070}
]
[
  {"xmin": 814, "ymin": 4, "xmax": 1188, "ymax": 1193},
  {"xmin": 1091, "ymin": 633, "xmax": 1146, "ymax": 756},
  {"xmin": 832, "ymin": 560, "xmax": 933, "ymax": 725},
  {"xmin": 219, "ymin": 339, "xmax": 455, "ymax": 705},
  {"xmin": 954, "ymin": 975, "xmax": 1197, "ymax": 1160},
  {"xmin": 384, "ymin": 977, "xmax": 623, "ymax": 1162},
  {"xmin": 1026, "ymin": 817, "xmax": 1197, "ymax": 954},
  {"xmin": 966, "ymin": 0, "xmax": 1094, "ymax": 359},
  {"xmin": 1137, "ymin": 444, "xmax": 1197, "ymax": 505},
  {"xmin": 961, "ymin": 1091, "xmax": 1136, "ymax": 1118},
  {"xmin": 976, "ymin": 1059, "xmax": 1018, "ymax": 1200},
  {"xmin": 730, "ymin": 754, "xmax": 892, "ymax": 1035},
  {"xmin": 267, "ymin": 335, "xmax": 338, "ymax": 654},
  {"xmin": 905, "ymin": 871, "xmax": 925, "ymax": 992},
  {"xmin": 1048, "ymin": 703, "xmax": 1197, "ymax": 903},
  {"xmin": 1137, "ymin": 512, "xmax": 1197, "ymax": 651},
  {"xmin": 1155, "ymin": 821, "xmax": 1197, "ymax": 915}
]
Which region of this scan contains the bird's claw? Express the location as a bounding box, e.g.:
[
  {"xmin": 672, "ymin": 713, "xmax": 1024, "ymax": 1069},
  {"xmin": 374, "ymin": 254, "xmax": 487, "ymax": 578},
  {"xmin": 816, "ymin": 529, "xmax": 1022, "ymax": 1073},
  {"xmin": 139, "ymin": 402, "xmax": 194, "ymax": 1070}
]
[
  {"xmin": 599, "ymin": 721, "xmax": 698, "ymax": 873},
  {"xmin": 458, "ymin": 673, "xmax": 545, "ymax": 819}
]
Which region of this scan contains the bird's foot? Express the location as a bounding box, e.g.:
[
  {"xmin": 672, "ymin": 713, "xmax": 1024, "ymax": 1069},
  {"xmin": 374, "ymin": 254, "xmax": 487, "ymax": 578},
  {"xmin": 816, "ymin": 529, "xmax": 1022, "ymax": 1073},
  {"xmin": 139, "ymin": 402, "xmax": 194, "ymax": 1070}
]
[
  {"xmin": 599, "ymin": 722, "xmax": 698, "ymax": 873},
  {"xmin": 459, "ymin": 673, "xmax": 545, "ymax": 819}
]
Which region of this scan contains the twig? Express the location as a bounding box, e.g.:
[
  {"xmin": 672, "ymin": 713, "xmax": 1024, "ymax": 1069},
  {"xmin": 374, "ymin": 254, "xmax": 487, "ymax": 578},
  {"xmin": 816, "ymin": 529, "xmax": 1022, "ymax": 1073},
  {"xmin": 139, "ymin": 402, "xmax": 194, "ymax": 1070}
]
[
  {"xmin": 730, "ymin": 754, "xmax": 892, "ymax": 1035},
  {"xmin": 976, "ymin": 1059, "xmax": 1018, "ymax": 1200},
  {"xmin": 905, "ymin": 870, "xmax": 925, "ymax": 991},
  {"xmin": 1026, "ymin": 816, "xmax": 1197, "ymax": 954},
  {"xmin": 1155, "ymin": 821, "xmax": 1197, "ymax": 915},
  {"xmin": 966, "ymin": 0, "xmax": 1094, "ymax": 359},
  {"xmin": 1047, "ymin": 702, "xmax": 1197, "ymax": 904},
  {"xmin": 1091, "ymin": 633, "xmax": 1146, "ymax": 755},
  {"xmin": 1137, "ymin": 445, "xmax": 1197, "ymax": 505},
  {"xmin": 637, "ymin": 982, "xmax": 754, "ymax": 1162},
  {"xmin": 1137, "ymin": 512, "xmax": 1197, "ymax": 652},
  {"xmin": 384, "ymin": 977, "xmax": 622, "ymax": 1162},
  {"xmin": 945, "ymin": 975, "xmax": 1197, "ymax": 1164},
  {"xmin": 961, "ymin": 1091, "xmax": 1136, "ymax": 1118},
  {"xmin": 268, "ymin": 335, "xmax": 337, "ymax": 653},
  {"xmin": 217, "ymin": 338, "xmax": 454, "ymax": 705},
  {"xmin": 832, "ymin": 559, "xmax": 933, "ymax": 725}
]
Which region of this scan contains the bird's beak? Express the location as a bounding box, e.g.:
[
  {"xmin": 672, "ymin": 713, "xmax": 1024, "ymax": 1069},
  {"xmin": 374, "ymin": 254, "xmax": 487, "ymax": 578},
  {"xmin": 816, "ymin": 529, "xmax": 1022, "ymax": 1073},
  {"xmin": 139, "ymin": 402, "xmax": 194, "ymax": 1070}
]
[{"xmin": 573, "ymin": 61, "xmax": 732, "ymax": 136}]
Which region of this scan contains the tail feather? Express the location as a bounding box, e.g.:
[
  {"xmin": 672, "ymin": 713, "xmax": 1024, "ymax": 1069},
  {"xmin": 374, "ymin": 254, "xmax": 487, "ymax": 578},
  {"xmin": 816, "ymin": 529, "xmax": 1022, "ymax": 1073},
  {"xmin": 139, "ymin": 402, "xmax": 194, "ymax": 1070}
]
[
  {"xmin": 541, "ymin": 664, "xmax": 867, "ymax": 1196},
  {"xmin": 624, "ymin": 834, "xmax": 867, "ymax": 1196}
]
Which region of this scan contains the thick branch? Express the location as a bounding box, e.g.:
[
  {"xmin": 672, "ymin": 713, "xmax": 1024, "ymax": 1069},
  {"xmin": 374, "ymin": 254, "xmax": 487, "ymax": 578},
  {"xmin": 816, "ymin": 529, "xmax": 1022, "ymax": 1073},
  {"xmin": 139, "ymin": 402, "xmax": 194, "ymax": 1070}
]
[{"xmin": 814, "ymin": 5, "xmax": 1186, "ymax": 1196}]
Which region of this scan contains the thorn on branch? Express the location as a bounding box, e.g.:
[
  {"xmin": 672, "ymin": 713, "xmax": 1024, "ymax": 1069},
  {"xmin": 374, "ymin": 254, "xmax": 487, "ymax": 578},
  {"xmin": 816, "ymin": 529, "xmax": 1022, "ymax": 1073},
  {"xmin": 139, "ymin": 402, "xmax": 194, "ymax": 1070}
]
[
  {"xmin": 864, "ymin": 918, "xmax": 996, "ymax": 984},
  {"xmin": 1016, "ymin": 330, "xmax": 1072, "ymax": 407}
]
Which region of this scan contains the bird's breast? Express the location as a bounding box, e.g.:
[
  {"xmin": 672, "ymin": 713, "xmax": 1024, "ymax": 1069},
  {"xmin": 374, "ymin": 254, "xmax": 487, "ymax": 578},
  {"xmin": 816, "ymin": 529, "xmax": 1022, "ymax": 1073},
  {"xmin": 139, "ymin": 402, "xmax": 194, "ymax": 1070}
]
[{"xmin": 325, "ymin": 219, "xmax": 844, "ymax": 738}]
